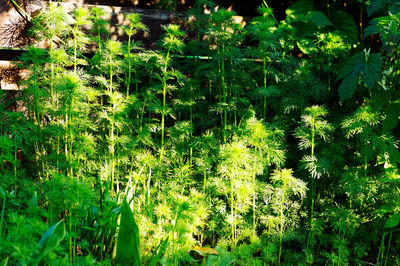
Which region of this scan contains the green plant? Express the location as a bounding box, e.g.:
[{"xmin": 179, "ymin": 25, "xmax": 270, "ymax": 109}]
[
  {"xmin": 247, "ymin": 3, "xmax": 281, "ymax": 120},
  {"xmin": 17, "ymin": 47, "xmax": 49, "ymax": 179},
  {"xmin": 217, "ymin": 140, "xmax": 259, "ymax": 249},
  {"xmin": 261, "ymin": 169, "xmax": 307, "ymax": 266},
  {"xmin": 116, "ymin": 198, "xmax": 141, "ymax": 265},
  {"xmin": 30, "ymin": 2, "xmax": 72, "ymax": 102},
  {"xmin": 35, "ymin": 220, "xmax": 66, "ymax": 265},
  {"xmin": 294, "ymin": 105, "xmax": 333, "ymax": 256},
  {"xmin": 158, "ymin": 24, "xmax": 185, "ymax": 161},
  {"xmin": 207, "ymin": 8, "xmax": 244, "ymax": 141},
  {"xmin": 0, "ymin": 188, "xmax": 5, "ymax": 241},
  {"xmin": 3, "ymin": 0, "xmax": 400, "ymax": 264},
  {"xmin": 121, "ymin": 13, "xmax": 148, "ymax": 96},
  {"xmin": 70, "ymin": 7, "xmax": 91, "ymax": 73},
  {"xmin": 323, "ymin": 205, "xmax": 361, "ymax": 265}
]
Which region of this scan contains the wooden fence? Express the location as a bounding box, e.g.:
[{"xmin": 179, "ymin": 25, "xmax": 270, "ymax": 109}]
[{"xmin": 0, "ymin": 0, "xmax": 190, "ymax": 90}]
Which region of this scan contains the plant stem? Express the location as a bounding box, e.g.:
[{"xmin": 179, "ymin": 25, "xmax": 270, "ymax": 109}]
[
  {"xmin": 230, "ymin": 175, "xmax": 235, "ymax": 249},
  {"xmin": 278, "ymin": 187, "xmax": 285, "ymax": 266},
  {"xmin": 377, "ymin": 232, "xmax": 386, "ymax": 265},
  {"xmin": 32, "ymin": 65, "xmax": 44, "ymax": 180},
  {"xmin": 310, "ymin": 123, "xmax": 315, "ymax": 223},
  {"xmin": 69, "ymin": 212, "xmax": 73, "ymax": 264},
  {"xmin": 307, "ymin": 120, "xmax": 316, "ymax": 253},
  {"xmin": 160, "ymin": 48, "xmax": 171, "ymax": 161},
  {"xmin": 73, "ymin": 28, "xmax": 78, "ymax": 73},
  {"xmin": 253, "ymin": 172, "xmax": 256, "ymax": 229},
  {"xmin": 263, "ymin": 57, "xmax": 267, "ymax": 119},
  {"xmin": 222, "ymin": 43, "xmax": 227, "ymax": 143},
  {"xmin": 127, "ymin": 33, "xmax": 132, "ymax": 96},
  {"xmin": 9, "ymin": 0, "xmax": 31, "ymax": 21},
  {"xmin": 107, "ymin": 48, "xmax": 116, "ymax": 192},
  {"xmin": 14, "ymin": 137, "xmax": 17, "ymax": 195},
  {"xmin": 0, "ymin": 190, "xmax": 5, "ymax": 241},
  {"xmin": 385, "ymin": 229, "xmax": 393, "ymax": 266},
  {"xmin": 203, "ymin": 169, "xmax": 207, "ymax": 193}
]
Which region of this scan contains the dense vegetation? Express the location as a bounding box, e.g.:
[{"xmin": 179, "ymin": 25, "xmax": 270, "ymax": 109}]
[{"xmin": 1, "ymin": 0, "xmax": 400, "ymax": 264}]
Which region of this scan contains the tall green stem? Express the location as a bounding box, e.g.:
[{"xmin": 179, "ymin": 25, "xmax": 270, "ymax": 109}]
[
  {"xmin": 230, "ymin": 175, "xmax": 235, "ymax": 249},
  {"xmin": 310, "ymin": 122, "xmax": 315, "ymax": 223},
  {"xmin": 14, "ymin": 137, "xmax": 17, "ymax": 195},
  {"xmin": 0, "ymin": 188, "xmax": 5, "ymax": 240},
  {"xmin": 263, "ymin": 57, "xmax": 267, "ymax": 119},
  {"xmin": 32, "ymin": 66, "xmax": 44, "ymax": 179},
  {"xmin": 126, "ymin": 33, "xmax": 132, "ymax": 96},
  {"xmin": 160, "ymin": 48, "xmax": 170, "ymax": 161},
  {"xmin": 278, "ymin": 187, "xmax": 285, "ymax": 266},
  {"xmin": 252, "ymin": 173, "xmax": 256, "ymax": 229},
  {"xmin": 108, "ymin": 52, "xmax": 116, "ymax": 192},
  {"xmin": 221, "ymin": 43, "xmax": 227, "ymax": 143},
  {"xmin": 50, "ymin": 35, "xmax": 55, "ymax": 103},
  {"xmin": 73, "ymin": 28, "xmax": 78, "ymax": 73},
  {"xmin": 307, "ymin": 121, "xmax": 316, "ymax": 253}
]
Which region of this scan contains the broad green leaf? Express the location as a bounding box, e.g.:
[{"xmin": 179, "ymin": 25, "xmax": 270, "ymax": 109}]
[
  {"xmin": 362, "ymin": 53, "xmax": 382, "ymax": 89},
  {"xmin": 377, "ymin": 205, "xmax": 392, "ymax": 214},
  {"xmin": 337, "ymin": 50, "xmax": 382, "ymax": 101},
  {"xmin": 190, "ymin": 246, "xmax": 219, "ymax": 256},
  {"xmin": 331, "ymin": 11, "xmax": 358, "ymax": 44},
  {"xmin": 383, "ymin": 103, "xmax": 400, "ymax": 130},
  {"xmin": 366, "ymin": 0, "xmax": 398, "ymax": 16},
  {"xmin": 28, "ymin": 191, "xmax": 38, "ymax": 214},
  {"xmin": 384, "ymin": 213, "xmax": 400, "ymax": 228},
  {"xmin": 293, "ymin": 21, "xmax": 317, "ymax": 39},
  {"xmin": 0, "ymin": 188, "xmax": 5, "ymax": 240},
  {"xmin": 364, "ymin": 21, "xmax": 378, "ymax": 37},
  {"xmin": 285, "ymin": 0, "xmax": 313, "ymax": 23},
  {"xmin": 337, "ymin": 53, "xmax": 363, "ymax": 101},
  {"xmin": 0, "ymin": 257, "xmax": 8, "ymax": 266},
  {"xmin": 390, "ymin": 149, "xmax": 400, "ymax": 164},
  {"xmin": 287, "ymin": 0, "xmax": 313, "ymax": 15},
  {"xmin": 206, "ymin": 246, "xmax": 235, "ymax": 266},
  {"xmin": 148, "ymin": 237, "xmax": 169, "ymax": 266},
  {"xmin": 306, "ymin": 11, "xmax": 332, "ymax": 27},
  {"xmin": 36, "ymin": 220, "xmax": 66, "ymax": 264},
  {"xmin": 116, "ymin": 198, "xmax": 140, "ymax": 265},
  {"xmin": 389, "ymin": 3, "xmax": 400, "ymax": 13}
]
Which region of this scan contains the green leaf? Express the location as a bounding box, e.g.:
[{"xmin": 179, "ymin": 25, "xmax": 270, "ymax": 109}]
[
  {"xmin": 306, "ymin": 11, "xmax": 332, "ymax": 27},
  {"xmin": 0, "ymin": 257, "xmax": 8, "ymax": 266},
  {"xmin": 28, "ymin": 191, "xmax": 38, "ymax": 214},
  {"xmin": 364, "ymin": 21, "xmax": 378, "ymax": 37},
  {"xmin": 285, "ymin": 0, "xmax": 313, "ymax": 23},
  {"xmin": 362, "ymin": 53, "xmax": 382, "ymax": 89},
  {"xmin": 383, "ymin": 103, "xmax": 400, "ymax": 130},
  {"xmin": 366, "ymin": 0, "xmax": 395, "ymax": 16},
  {"xmin": 148, "ymin": 237, "xmax": 169, "ymax": 266},
  {"xmin": 390, "ymin": 149, "xmax": 400, "ymax": 164},
  {"xmin": 36, "ymin": 220, "xmax": 66, "ymax": 264},
  {"xmin": 297, "ymin": 38, "xmax": 317, "ymax": 54},
  {"xmin": 206, "ymin": 246, "xmax": 235, "ymax": 266},
  {"xmin": 189, "ymin": 246, "xmax": 219, "ymax": 256},
  {"xmin": 331, "ymin": 11, "xmax": 358, "ymax": 44},
  {"xmin": 337, "ymin": 50, "xmax": 382, "ymax": 101},
  {"xmin": 337, "ymin": 53, "xmax": 363, "ymax": 101},
  {"xmin": 116, "ymin": 198, "xmax": 141, "ymax": 265},
  {"xmin": 384, "ymin": 213, "xmax": 400, "ymax": 228},
  {"xmin": 287, "ymin": 0, "xmax": 313, "ymax": 15}
]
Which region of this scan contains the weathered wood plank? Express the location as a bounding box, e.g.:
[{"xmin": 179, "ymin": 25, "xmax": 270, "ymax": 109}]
[
  {"xmin": 0, "ymin": 1, "xmax": 187, "ymax": 49},
  {"xmin": 0, "ymin": 60, "xmax": 27, "ymax": 91},
  {"xmin": 0, "ymin": 1, "xmax": 245, "ymax": 90},
  {"xmin": 0, "ymin": 1, "xmax": 188, "ymax": 90}
]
